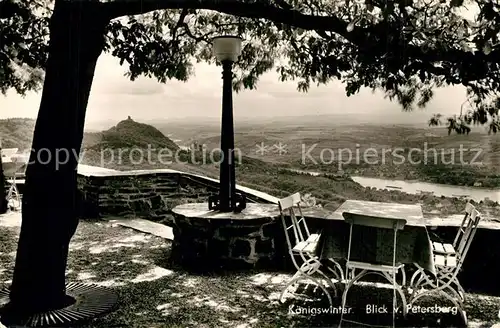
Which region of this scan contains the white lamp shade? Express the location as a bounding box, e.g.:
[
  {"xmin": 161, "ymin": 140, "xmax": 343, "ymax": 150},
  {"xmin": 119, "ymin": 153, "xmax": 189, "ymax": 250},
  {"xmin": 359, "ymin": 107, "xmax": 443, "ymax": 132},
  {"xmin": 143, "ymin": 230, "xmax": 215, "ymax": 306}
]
[{"xmin": 212, "ymin": 36, "xmax": 242, "ymax": 62}]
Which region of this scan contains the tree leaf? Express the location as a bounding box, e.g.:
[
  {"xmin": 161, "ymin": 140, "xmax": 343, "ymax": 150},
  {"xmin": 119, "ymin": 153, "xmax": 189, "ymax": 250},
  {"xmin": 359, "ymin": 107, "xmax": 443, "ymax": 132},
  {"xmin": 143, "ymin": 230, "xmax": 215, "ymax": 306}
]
[
  {"xmin": 483, "ymin": 43, "xmax": 492, "ymax": 55},
  {"xmin": 419, "ymin": 70, "xmax": 426, "ymax": 82},
  {"xmin": 347, "ymin": 21, "xmax": 355, "ymax": 32},
  {"xmin": 450, "ymin": 0, "xmax": 464, "ymax": 7}
]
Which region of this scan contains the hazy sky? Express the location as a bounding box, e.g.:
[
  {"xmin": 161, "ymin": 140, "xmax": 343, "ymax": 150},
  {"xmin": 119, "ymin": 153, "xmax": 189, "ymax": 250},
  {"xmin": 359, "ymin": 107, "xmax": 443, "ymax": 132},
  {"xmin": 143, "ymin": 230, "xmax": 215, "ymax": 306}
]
[{"xmin": 0, "ymin": 53, "xmax": 467, "ymax": 127}]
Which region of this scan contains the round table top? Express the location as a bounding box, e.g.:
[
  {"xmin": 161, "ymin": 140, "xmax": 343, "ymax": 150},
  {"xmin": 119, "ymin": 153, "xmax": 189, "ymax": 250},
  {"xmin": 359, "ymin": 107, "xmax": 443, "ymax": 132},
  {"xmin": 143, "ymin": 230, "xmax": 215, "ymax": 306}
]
[{"xmin": 172, "ymin": 202, "xmax": 280, "ymax": 220}]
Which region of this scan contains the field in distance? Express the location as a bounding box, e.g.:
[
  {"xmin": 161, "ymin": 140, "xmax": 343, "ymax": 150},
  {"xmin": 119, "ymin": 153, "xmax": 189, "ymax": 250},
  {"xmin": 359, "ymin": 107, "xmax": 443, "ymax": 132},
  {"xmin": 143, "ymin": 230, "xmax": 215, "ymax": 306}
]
[{"xmin": 158, "ymin": 121, "xmax": 500, "ymax": 188}]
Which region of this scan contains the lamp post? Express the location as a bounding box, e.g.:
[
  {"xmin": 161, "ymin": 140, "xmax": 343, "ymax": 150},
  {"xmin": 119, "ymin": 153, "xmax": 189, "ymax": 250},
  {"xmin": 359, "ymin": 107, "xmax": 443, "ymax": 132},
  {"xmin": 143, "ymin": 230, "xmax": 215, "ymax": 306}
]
[{"xmin": 208, "ymin": 35, "xmax": 246, "ymax": 212}]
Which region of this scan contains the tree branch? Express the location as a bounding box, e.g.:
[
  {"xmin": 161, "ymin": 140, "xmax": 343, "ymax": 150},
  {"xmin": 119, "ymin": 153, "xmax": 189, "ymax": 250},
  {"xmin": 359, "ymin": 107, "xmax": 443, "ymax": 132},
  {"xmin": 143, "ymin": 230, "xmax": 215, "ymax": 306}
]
[
  {"xmin": 170, "ymin": 8, "xmax": 188, "ymax": 39},
  {"xmin": 0, "ymin": 0, "xmax": 30, "ymax": 19},
  {"xmin": 180, "ymin": 22, "xmax": 213, "ymax": 42},
  {"xmin": 102, "ymin": 0, "xmax": 500, "ymax": 84}
]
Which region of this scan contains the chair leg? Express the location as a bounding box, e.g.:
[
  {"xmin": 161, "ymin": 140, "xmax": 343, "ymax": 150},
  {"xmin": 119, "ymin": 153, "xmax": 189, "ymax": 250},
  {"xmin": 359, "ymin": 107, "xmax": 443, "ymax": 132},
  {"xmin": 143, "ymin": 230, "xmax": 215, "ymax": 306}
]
[
  {"xmin": 438, "ymin": 268, "xmax": 465, "ymax": 301},
  {"xmin": 409, "ymin": 266, "xmax": 425, "ymax": 289},
  {"xmin": 410, "ymin": 269, "xmax": 436, "ymax": 294},
  {"xmin": 6, "ymin": 183, "xmax": 20, "ymax": 210},
  {"xmin": 326, "ymin": 258, "xmax": 345, "ymax": 282},
  {"xmin": 281, "ymin": 270, "xmax": 333, "ymax": 307},
  {"xmin": 304, "ymin": 274, "xmax": 333, "ymax": 307},
  {"xmin": 280, "ymin": 271, "xmax": 302, "ymax": 303},
  {"xmin": 338, "ymin": 268, "xmax": 360, "ymax": 328},
  {"xmin": 301, "ymin": 258, "xmax": 341, "ymax": 298},
  {"xmin": 462, "ymin": 309, "xmax": 468, "ymax": 326},
  {"xmin": 434, "ymin": 264, "xmax": 467, "ymax": 301},
  {"xmin": 453, "ymin": 278, "xmax": 466, "ymax": 301},
  {"xmin": 315, "ymin": 268, "xmax": 339, "ymax": 298},
  {"xmin": 339, "ymin": 268, "xmax": 408, "ymax": 327},
  {"xmin": 413, "ymin": 271, "xmax": 464, "ymax": 306},
  {"xmin": 409, "ymin": 268, "xmax": 467, "ymax": 323},
  {"xmin": 382, "ymin": 270, "xmax": 408, "ymax": 318}
]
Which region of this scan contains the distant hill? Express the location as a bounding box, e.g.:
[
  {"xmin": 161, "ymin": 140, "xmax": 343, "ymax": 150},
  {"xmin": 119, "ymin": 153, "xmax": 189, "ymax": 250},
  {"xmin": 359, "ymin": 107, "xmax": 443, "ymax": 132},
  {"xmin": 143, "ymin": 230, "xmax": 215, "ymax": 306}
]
[
  {"xmin": 149, "ymin": 113, "xmax": 438, "ymax": 128},
  {"xmin": 0, "ymin": 118, "xmax": 35, "ymax": 150},
  {"xmin": 82, "ymin": 116, "xmax": 179, "ymax": 151},
  {"xmin": 0, "ymin": 116, "xmax": 179, "ymax": 153},
  {"xmin": 0, "ymin": 117, "xmax": 182, "ymax": 170}
]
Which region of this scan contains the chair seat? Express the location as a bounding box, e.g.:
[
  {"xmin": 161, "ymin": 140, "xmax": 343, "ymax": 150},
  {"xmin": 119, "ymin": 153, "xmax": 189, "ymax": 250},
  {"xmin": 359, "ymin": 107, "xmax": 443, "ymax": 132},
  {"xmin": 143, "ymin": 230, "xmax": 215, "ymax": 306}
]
[
  {"xmin": 432, "ymin": 242, "xmax": 456, "ymax": 255},
  {"xmin": 434, "ymin": 253, "xmax": 457, "ymax": 268},
  {"xmin": 347, "ymin": 260, "xmax": 404, "ymax": 272},
  {"xmin": 292, "ymin": 233, "xmax": 320, "ymax": 254}
]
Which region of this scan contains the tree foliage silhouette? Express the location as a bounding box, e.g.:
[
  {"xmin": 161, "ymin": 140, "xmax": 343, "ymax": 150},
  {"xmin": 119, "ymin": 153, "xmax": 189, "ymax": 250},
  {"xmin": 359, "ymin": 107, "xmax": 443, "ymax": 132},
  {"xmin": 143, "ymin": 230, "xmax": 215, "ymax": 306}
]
[{"xmin": 2, "ymin": 0, "xmax": 500, "ymax": 120}]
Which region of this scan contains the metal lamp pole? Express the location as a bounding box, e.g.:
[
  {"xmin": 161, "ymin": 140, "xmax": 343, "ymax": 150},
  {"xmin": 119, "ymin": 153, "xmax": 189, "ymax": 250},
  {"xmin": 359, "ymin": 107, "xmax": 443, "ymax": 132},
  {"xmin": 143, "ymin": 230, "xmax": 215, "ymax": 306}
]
[
  {"xmin": 209, "ymin": 36, "xmax": 246, "ymax": 212},
  {"xmin": 219, "ymin": 59, "xmax": 236, "ymax": 212}
]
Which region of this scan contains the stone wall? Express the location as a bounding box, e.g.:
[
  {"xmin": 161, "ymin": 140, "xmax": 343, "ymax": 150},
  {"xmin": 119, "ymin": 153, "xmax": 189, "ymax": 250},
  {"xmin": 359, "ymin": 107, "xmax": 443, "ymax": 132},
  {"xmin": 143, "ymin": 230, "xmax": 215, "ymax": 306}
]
[
  {"xmin": 76, "ymin": 168, "xmax": 288, "ymax": 270},
  {"xmin": 77, "ymin": 169, "xmax": 278, "ymax": 223}
]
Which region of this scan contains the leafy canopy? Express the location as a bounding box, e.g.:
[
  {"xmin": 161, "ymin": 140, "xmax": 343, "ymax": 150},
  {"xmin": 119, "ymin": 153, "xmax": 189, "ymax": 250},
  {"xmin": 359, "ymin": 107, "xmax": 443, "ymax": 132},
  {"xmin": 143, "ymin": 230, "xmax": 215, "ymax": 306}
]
[
  {"xmin": 1, "ymin": 0, "xmax": 500, "ymax": 133},
  {"xmin": 0, "ymin": 0, "xmax": 48, "ymax": 94}
]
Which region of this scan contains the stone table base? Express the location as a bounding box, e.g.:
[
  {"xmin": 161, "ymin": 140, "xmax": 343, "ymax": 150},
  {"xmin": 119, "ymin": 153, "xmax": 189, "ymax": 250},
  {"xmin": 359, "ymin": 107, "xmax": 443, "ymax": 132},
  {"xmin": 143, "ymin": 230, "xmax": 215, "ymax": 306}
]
[{"xmin": 171, "ymin": 203, "xmax": 282, "ymax": 270}]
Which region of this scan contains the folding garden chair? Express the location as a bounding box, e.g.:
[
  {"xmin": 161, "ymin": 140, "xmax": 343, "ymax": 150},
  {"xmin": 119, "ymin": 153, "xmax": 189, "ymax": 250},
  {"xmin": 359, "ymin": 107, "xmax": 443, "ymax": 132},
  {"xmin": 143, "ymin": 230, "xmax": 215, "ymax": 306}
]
[
  {"xmin": 339, "ymin": 212, "xmax": 408, "ymax": 328},
  {"xmin": 6, "ymin": 176, "xmax": 21, "ymax": 210},
  {"xmin": 411, "ymin": 203, "xmax": 481, "ymax": 301},
  {"xmin": 431, "ymin": 202, "xmax": 476, "ymax": 258},
  {"xmin": 408, "ymin": 206, "xmax": 481, "ymax": 326},
  {"xmin": 278, "ymin": 192, "xmax": 343, "ymax": 307}
]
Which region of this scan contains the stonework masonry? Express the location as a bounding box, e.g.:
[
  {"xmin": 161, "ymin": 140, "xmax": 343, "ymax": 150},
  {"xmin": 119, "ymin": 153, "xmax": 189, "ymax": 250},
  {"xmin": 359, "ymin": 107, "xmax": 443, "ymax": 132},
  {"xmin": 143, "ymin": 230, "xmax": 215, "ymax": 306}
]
[
  {"xmin": 76, "ymin": 169, "xmax": 287, "ymax": 270},
  {"xmin": 77, "ymin": 171, "xmax": 278, "ymax": 221}
]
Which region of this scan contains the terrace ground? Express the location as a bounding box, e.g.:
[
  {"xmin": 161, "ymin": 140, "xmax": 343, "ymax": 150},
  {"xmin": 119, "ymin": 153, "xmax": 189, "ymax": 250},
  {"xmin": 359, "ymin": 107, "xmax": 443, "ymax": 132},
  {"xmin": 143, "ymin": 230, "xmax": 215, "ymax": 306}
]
[{"xmin": 1, "ymin": 211, "xmax": 500, "ymax": 328}]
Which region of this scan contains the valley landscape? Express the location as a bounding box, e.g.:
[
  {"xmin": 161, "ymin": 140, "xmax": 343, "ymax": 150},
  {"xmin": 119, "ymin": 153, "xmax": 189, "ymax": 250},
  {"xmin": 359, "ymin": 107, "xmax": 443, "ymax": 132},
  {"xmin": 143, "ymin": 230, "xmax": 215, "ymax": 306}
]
[
  {"xmin": 2, "ymin": 116, "xmax": 500, "ymax": 219},
  {"xmin": 2, "ymin": 115, "xmax": 500, "ymax": 327}
]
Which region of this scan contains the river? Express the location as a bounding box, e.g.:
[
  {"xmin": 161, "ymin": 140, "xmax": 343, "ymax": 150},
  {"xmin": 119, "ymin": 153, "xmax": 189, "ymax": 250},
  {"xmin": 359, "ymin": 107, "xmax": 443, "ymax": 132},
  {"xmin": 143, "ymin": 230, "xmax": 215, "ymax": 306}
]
[{"xmin": 288, "ymin": 169, "xmax": 500, "ymax": 203}]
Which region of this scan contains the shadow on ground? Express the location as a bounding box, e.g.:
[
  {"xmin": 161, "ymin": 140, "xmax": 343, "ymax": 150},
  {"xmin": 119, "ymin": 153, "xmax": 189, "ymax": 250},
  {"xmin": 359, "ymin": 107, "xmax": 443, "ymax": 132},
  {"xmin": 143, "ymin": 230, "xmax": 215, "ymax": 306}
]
[{"xmin": 1, "ymin": 218, "xmax": 500, "ymax": 328}]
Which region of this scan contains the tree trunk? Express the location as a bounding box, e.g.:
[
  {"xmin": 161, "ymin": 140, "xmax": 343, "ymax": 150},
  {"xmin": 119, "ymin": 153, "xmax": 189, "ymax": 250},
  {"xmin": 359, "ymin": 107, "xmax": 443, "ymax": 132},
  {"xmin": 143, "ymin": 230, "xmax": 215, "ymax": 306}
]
[{"xmin": 5, "ymin": 0, "xmax": 109, "ymax": 315}]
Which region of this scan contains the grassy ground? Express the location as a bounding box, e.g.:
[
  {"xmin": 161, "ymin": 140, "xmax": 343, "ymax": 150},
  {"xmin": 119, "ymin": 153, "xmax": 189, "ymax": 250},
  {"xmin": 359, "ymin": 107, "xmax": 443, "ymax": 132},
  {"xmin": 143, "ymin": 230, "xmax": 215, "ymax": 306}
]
[{"xmin": 1, "ymin": 213, "xmax": 500, "ymax": 328}]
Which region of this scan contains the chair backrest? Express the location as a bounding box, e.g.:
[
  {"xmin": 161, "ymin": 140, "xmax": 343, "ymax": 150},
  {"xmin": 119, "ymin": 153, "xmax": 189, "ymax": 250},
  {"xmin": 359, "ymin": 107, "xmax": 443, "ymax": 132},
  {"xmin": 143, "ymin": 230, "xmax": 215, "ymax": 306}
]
[
  {"xmin": 342, "ymin": 212, "xmax": 407, "ymax": 231},
  {"xmin": 454, "ymin": 206, "xmax": 481, "ymax": 270},
  {"xmin": 278, "ymin": 192, "xmax": 310, "ymax": 251},
  {"xmin": 453, "ymin": 202, "xmax": 478, "ymax": 250},
  {"xmin": 342, "ymin": 212, "xmax": 407, "ymax": 268}
]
